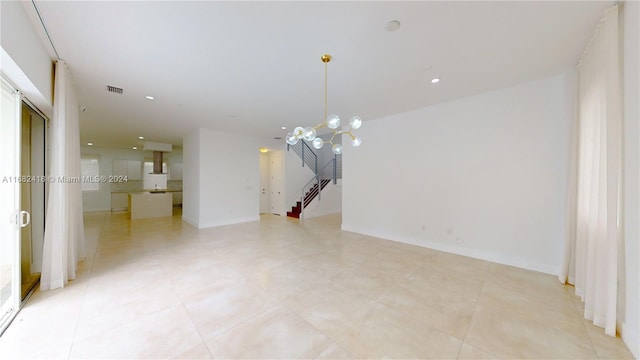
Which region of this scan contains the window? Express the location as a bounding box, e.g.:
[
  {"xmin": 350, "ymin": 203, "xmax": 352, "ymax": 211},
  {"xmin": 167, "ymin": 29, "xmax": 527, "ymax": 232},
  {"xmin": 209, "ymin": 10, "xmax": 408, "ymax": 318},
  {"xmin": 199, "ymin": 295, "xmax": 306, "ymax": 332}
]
[{"xmin": 80, "ymin": 154, "xmax": 100, "ymax": 191}]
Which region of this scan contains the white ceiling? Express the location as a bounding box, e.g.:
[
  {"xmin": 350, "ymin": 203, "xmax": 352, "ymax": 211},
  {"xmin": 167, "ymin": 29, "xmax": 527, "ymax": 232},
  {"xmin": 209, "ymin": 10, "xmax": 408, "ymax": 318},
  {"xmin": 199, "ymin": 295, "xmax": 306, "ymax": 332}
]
[{"xmin": 27, "ymin": 1, "xmax": 610, "ymax": 149}]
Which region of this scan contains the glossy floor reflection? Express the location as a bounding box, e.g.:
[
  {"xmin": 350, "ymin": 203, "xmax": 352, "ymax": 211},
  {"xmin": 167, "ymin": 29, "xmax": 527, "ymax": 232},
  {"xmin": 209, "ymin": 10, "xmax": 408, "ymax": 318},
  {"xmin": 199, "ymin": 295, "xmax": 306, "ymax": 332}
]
[{"xmin": 0, "ymin": 210, "xmax": 634, "ymax": 359}]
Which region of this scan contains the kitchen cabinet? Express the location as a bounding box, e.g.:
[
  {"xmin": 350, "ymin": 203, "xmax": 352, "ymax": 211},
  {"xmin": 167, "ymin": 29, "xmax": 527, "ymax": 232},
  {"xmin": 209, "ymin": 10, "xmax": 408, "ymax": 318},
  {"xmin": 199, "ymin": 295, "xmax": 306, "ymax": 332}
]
[
  {"xmin": 112, "ymin": 160, "xmax": 127, "ymax": 177},
  {"xmin": 129, "ymin": 192, "xmax": 172, "ymax": 219},
  {"xmin": 112, "ymin": 160, "xmax": 141, "ymax": 180},
  {"xmin": 127, "ymin": 161, "xmax": 142, "ymax": 180},
  {"xmin": 111, "ymin": 193, "xmax": 128, "ymax": 211}
]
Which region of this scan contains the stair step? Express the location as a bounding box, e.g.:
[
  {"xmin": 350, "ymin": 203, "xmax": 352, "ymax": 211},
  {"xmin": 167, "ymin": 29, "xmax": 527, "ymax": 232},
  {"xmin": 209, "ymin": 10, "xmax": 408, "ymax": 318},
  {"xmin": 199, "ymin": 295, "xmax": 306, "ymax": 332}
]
[{"xmin": 286, "ymin": 178, "xmax": 334, "ymax": 218}]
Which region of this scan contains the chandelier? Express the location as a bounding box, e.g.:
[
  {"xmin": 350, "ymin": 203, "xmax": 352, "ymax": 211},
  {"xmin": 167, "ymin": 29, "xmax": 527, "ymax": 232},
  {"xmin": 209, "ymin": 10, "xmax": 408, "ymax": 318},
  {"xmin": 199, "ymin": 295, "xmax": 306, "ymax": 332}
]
[{"xmin": 285, "ymin": 54, "xmax": 362, "ymax": 155}]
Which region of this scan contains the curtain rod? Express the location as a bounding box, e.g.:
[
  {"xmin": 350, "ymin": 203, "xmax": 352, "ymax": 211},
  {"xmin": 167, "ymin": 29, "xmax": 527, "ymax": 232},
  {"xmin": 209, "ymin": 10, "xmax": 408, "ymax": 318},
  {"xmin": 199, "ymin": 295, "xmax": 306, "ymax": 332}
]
[{"xmin": 31, "ymin": 0, "xmax": 60, "ymax": 60}]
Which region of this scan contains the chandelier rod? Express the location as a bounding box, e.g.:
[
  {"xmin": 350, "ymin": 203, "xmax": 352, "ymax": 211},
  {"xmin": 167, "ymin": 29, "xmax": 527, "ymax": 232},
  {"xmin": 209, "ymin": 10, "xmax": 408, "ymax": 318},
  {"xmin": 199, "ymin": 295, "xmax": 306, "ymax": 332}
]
[
  {"xmin": 319, "ymin": 54, "xmax": 332, "ymax": 130},
  {"xmin": 324, "ymin": 57, "xmax": 328, "ymax": 122}
]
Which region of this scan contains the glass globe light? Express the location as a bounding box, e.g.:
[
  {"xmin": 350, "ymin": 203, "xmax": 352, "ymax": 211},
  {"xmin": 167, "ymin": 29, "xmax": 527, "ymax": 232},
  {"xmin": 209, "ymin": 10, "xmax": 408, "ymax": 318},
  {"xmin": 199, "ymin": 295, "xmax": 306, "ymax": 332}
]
[
  {"xmin": 312, "ymin": 138, "xmax": 324, "ymax": 149},
  {"xmin": 302, "ymin": 127, "xmax": 317, "ymax": 141},
  {"xmin": 286, "ymin": 132, "xmax": 298, "ymax": 145},
  {"xmin": 351, "ymin": 137, "xmax": 362, "ymax": 147},
  {"xmin": 293, "ymin": 126, "xmax": 305, "ymax": 139},
  {"xmin": 332, "ymin": 143, "xmax": 343, "ymax": 154},
  {"xmin": 349, "ymin": 116, "xmax": 362, "ymax": 130},
  {"xmin": 326, "ymin": 114, "xmax": 341, "ymax": 129}
]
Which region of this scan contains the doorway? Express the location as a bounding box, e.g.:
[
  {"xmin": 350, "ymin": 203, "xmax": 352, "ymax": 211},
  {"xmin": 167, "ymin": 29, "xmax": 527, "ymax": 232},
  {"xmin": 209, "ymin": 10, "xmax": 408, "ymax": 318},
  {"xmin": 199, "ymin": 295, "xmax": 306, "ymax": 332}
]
[
  {"xmin": 258, "ymin": 150, "xmax": 284, "ymax": 216},
  {"xmin": 269, "ymin": 151, "xmax": 284, "ymax": 215},
  {"xmin": 259, "ymin": 152, "xmax": 271, "ymax": 214}
]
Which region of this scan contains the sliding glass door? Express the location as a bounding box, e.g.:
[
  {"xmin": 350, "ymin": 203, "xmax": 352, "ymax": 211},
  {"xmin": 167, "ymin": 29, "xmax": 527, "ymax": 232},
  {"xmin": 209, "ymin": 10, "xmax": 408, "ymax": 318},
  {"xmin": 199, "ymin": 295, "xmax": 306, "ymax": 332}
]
[
  {"xmin": 0, "ymin": 78, "xmax": 22, "ymax": 333},
  {"xmin": 20, "ymin": 102, "xmax": 46, "ymax": 299}
]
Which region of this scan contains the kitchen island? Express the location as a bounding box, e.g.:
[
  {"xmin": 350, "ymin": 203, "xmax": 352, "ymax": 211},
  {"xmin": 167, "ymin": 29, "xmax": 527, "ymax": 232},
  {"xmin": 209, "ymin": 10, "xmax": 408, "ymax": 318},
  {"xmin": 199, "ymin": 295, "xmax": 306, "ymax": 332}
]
[{"xmin": 129, "ymin": 192, "xmax": 173, "ymax": 220}]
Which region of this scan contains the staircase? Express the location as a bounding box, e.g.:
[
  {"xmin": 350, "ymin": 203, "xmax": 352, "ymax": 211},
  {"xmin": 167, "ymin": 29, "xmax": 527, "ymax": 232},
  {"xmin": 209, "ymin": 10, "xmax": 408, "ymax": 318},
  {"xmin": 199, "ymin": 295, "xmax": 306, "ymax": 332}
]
[
  {"xmin": 286, "ymin": 139, "xmax": 342, "ymax": 219},
  {"xmin": 287, "ymin": 141, "xmax": 317, "ymax": 174},
  {"xmin": 286, "ymin": 179, "xmax": 331, "ymax": 218}
]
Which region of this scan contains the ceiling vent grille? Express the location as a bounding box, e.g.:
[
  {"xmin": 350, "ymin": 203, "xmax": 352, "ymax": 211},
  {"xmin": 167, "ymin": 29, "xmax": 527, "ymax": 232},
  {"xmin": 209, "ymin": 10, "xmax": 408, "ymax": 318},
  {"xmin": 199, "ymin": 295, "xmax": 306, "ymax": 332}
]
[
  {"xmin": 273, "ymin": 137, "xmax": 282, "ymax": 140},
  {"xmin": 106, "ymin": 85, "xmax": 123, "ymax": 94}
]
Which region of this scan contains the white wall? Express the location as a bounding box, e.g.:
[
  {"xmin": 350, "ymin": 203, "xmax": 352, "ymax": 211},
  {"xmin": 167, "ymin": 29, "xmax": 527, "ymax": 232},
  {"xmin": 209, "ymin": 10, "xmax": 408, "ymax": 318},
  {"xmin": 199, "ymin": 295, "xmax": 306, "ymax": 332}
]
[
  {"xmin": 182, "ymin": 131, "xmax": 200, "ymax": 225},
  {"xmin": 182, "ymin": 128, "xmax": 261, "ymax": 228},
  {"xmin": 343, "ymin": 72, "xmax": 573, "ymax": 275},
  {"xmin": 622, "ymin": 1, "xmax": 639, "ymax": 357},
  {"xmin": 0, "ymin": 1, "xmax": 53, "ymax": 116}
]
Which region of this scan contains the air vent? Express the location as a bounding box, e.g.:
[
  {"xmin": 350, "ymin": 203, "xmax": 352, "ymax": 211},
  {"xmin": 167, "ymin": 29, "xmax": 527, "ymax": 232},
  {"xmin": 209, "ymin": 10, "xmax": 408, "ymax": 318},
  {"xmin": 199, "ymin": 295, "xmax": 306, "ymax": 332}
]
[
  {"xmin": 106, "ymin": 85, "xmax": 123, "ymax": 94},
  {"xmin": 273, "ymin": 137, "xmax": 282, "ymax": 140}
]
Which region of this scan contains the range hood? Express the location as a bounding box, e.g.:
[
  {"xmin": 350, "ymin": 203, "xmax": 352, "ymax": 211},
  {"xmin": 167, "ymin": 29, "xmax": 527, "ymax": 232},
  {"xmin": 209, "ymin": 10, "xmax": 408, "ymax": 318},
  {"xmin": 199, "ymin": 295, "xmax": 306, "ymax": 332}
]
[
  {"xmin": 152, "ymin": 151, "xmax": 165, "ymax": 174},
  {"xmin": 143, "ymin": 141, "xmax": 172, "ymax": 191},
  {"xmin": 143, "ymin": 141, "xmax": 172, "ymax": 174}
]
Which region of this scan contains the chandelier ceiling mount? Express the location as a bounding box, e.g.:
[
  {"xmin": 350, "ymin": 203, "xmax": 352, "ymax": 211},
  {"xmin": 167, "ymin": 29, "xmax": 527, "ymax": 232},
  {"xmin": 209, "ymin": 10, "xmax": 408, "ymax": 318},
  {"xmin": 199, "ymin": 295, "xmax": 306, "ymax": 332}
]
[{"xmin": 285, "ymin": 54, "xmax": 362, "ymax": 155}]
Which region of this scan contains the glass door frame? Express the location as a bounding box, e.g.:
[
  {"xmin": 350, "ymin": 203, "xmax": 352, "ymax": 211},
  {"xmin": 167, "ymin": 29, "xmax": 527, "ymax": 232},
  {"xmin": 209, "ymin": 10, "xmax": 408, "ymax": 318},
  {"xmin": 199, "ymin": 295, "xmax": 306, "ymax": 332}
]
[
  {"xmin": 0, "ymin": 77, "xmax": 23, "ymax": 335},
  {"xmin": 20, "ymin": 99, "xmax": 48, "ymax": 300}
]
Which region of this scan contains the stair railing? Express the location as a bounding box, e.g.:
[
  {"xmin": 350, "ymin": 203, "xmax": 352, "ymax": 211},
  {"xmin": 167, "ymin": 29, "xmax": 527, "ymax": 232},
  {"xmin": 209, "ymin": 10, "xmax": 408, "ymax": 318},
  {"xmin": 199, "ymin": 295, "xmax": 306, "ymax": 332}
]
[
  {"xmin": 287, "ymin": 141, "xmax": 318, "ymax": 174},
  {"xmin": 299, "ymin": 158, "xmax": 337, "ymax": 219},
  {"xmin": 334, "ymin": 154, "xmax": 342, "ymax": 181}
]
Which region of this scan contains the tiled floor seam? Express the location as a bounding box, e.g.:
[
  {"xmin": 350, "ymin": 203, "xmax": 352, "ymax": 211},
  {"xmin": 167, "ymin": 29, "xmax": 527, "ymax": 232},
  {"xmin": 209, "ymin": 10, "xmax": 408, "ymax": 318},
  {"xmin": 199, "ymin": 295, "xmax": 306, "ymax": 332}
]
[
  {"xmin": 67, "ymin": 212, "xmax": 107, "ymax": 359},
  {"xmin": 275, "ymin": 280, "xmax": 366, "ymax": 351},
  {"xmin": 281, "ymin": 302, "xmax": 354, "ymax": 359},
  {"xmin": 198, "ymin": 301, "xmax": 282, "ymax": 346},
  {"xmin": 154, "ymin": 244, "xmax": 215, "ymax": 359},
  {"xmin": 565, "ymin": 284, "xmax": 604, "ymax": 358},
  {"xmin": 177, "ymin": 302, "xmax": 215, "ymax": 359},
  {"xmin": 368, "ymin": 299, "xmax": 464, "ymax": 359},
  {"xmin": 567, "ymin": 286, "xmax": 630, "ymax": 359},
  {"xmin": 454, "ymin": 278, "xmax": 502, "ymax": 360}
]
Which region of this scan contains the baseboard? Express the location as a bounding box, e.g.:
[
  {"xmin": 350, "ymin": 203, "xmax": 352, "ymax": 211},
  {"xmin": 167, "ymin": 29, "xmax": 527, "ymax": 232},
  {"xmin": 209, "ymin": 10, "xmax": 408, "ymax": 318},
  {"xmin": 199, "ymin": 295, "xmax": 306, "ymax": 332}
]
[
  {"xmin": 181, "ymin": 215, "xmax": 199, "ymax": 228},
  {"xmin": 195, "ymin": 216, "xmax": 260, "ymax": 229},
  {"xmin": 341, "ymin": 224, "xmax": 560, "ymax": 276},
  {"xmin": 83, "ymin": 208, "xmax": 111, "ymax": 212},
  {"xmin": 303, "ymin": 210, "xmax": 341, "ymax": 219},
  {"xmin": 621, "ymin": 322, "xmax": 640, "ymax": 359}
]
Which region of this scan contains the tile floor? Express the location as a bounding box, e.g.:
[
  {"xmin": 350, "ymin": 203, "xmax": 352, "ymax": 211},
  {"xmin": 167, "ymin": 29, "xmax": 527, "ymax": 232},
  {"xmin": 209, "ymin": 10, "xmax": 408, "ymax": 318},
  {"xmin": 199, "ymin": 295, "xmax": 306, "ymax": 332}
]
[{"xmin": 0, "ymin": 210, "xmax": 634, "ymax": 359}]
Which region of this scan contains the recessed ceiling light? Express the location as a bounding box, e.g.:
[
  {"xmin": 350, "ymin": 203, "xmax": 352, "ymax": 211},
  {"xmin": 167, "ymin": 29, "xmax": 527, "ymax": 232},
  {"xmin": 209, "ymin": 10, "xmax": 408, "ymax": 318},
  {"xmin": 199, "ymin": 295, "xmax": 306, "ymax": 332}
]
[
  {"xmin": 431, "ymin": 78, "xmax": 441, "ymax": 84},
  {"xmin": 385, "ymin": 20, "xmax": 401, "ymax": 32},
  {"xmin": 87, "ymin": 142, "xmax": 93, "ymax": 146},
  {"xmin": 138, "ymin": 136, "xmax": 144, "ymax": 140},
  {"xmin": 145, "ymin": 96, "xmax": 155, "ymax": 100},
  {"xmin": 132, "ymin": 146, "xmax": 138, "ymax": 150},
  {"xmin": 281, "ymin": 126, "xmax": 287, "ymax": 130}
]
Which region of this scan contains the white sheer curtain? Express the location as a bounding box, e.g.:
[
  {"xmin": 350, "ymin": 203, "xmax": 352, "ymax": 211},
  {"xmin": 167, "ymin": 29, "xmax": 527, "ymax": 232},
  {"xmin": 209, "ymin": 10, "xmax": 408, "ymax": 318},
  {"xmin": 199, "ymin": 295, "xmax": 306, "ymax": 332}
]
[
  {"xmin": 40, "ymin": 60, "xmax": 86, "ymax": 291},
  {"xmin": 560, "ymin": 5, "xmax": 622, "ymax": 337}
]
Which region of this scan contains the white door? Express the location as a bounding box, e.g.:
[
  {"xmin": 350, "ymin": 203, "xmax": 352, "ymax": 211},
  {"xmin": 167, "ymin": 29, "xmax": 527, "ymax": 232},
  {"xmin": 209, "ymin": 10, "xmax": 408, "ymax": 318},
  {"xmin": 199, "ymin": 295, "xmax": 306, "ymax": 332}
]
[
  {"xmin": 259, "ymin": 152, "xmax": 271, "ymax": 213},
  {"xmin": 270, "ymin": 151, "xmax": 284, "ymax": 215},
  {"xmin": 0, "ymin": 78, "xmax": 24, "ymax": 332}
]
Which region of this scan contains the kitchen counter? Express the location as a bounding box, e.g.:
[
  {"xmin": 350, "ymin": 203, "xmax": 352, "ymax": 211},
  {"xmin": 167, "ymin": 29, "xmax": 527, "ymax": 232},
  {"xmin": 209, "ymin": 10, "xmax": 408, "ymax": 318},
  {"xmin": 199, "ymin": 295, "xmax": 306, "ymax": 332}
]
[
  {"xmin": 111, "ymin": 189, "xmax": 183, "ymax": 193},
  {"xmin": 129, "ymin": 192, "xmax": 173, "ymax": 219}
]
